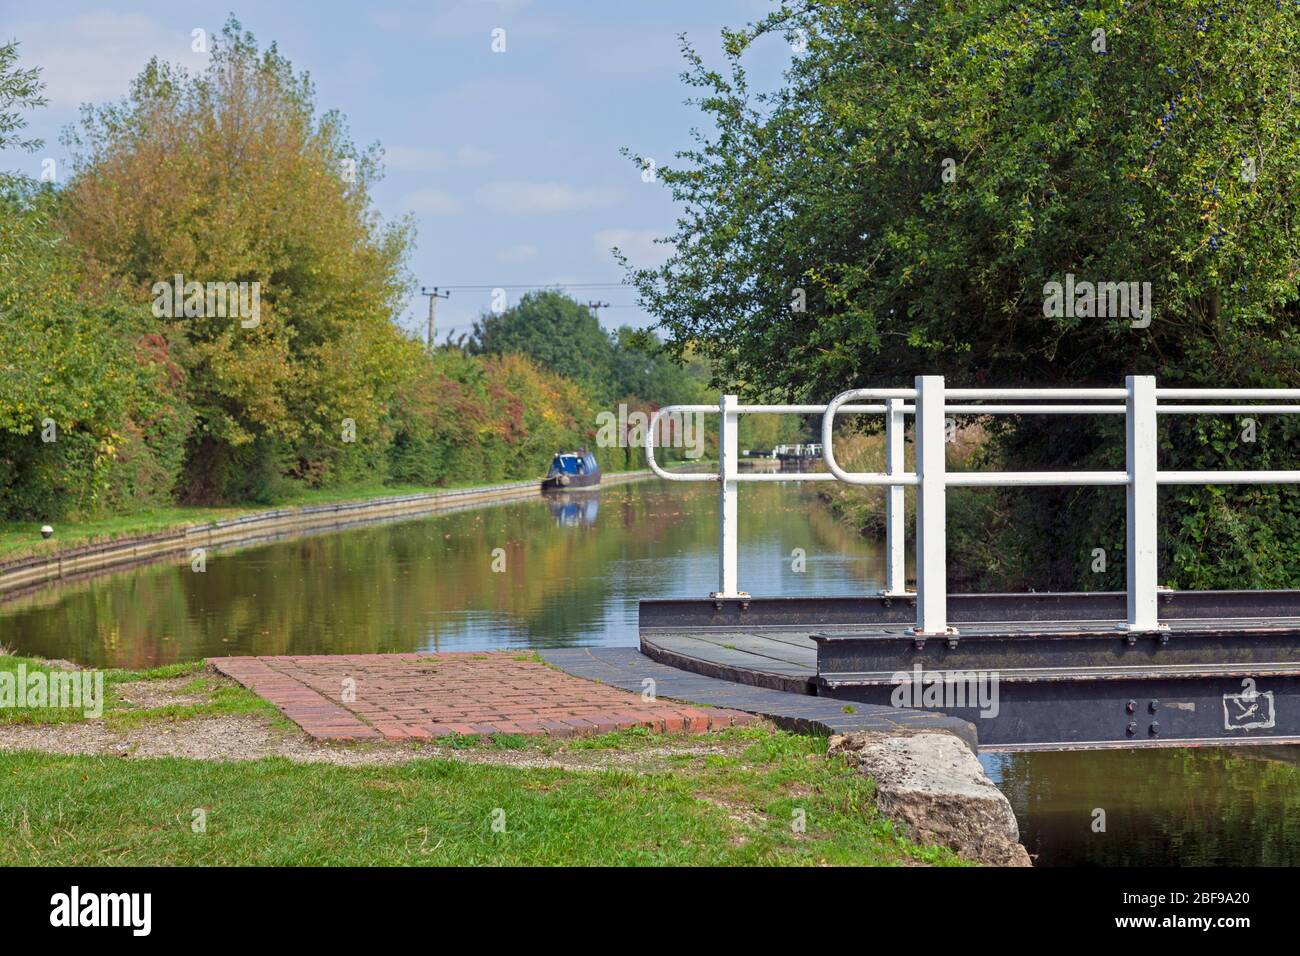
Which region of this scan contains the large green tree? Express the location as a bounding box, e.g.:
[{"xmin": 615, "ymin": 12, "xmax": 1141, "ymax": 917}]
[
  {"xmin": 59, "ymin": 18, "xmax": 415, "ymax": 501},
  {"xmin": 631, "ymin": 0, "xmax": 1300, "ymax": 589},
  {"xmin": 470, "ymin": 290, "xmax": 619, "ymax": 400},
  {"xmin": 470, "ymin": 290, "xmax": 712, "ymax": 407},
  {"xmin": 1, "ymin": 42, "xmax": 191, "ymax": 520}
]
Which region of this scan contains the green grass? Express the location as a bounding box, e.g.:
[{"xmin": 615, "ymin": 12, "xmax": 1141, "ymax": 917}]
[
  {"xmin": 0, "ymin": 728, "xmax": 964, "ymax": 866},
  {"xmin": 0, "ymin": 657, "xmax": 279, "ymax": 727},
  {"xmin": 104, "ymin": 676, "xmax": 284, "ymax": 730}
]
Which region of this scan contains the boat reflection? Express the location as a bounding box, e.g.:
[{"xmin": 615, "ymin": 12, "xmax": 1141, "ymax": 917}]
[{"xmin": 546, "ymin": 492, "xmax": 600, "ymax": 527}]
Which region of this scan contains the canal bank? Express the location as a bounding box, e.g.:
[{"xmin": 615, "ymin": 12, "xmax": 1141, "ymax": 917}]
[
  {"xmin": 0, "ymin": 468, "xmax": 661, "ymax": 604},
  {"xmin": 0, "ymin": 477, "xmax": 1028, "ymax": 866},
  {"xmin": 0, "ymin": 647, "xmax": 1021, "ymax": 866}
]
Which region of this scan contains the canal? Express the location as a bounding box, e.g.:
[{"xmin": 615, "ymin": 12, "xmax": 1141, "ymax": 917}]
[{"xmin": 2, "ymin": 477, "xmax": 1298, "ymax": 866}]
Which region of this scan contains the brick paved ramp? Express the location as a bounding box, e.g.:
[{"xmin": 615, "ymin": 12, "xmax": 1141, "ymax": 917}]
[{"xmin": 210, "ymin": 652, "xmax": 756, "ymax": 741}]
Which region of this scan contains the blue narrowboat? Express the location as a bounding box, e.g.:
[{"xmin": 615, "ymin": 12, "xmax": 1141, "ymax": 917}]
[{"xmin": 541, "ymin": 449, "xmax": 601, "ymax": 491}]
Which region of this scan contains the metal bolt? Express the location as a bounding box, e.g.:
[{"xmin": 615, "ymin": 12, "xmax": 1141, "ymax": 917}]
[
  {"xmin": 1149, "ymin": 700, "xmax": 1159, "ymax": 713},
  {"xmin": 1126, "ymin": 700, "xmax": 1136, "ymax": 714},
  {"xmin": 1149, "ymin": 721, "xmax": 1160, "ymax": 736},
  {"xmin": 1126, "ymin": 721, "xmax": 1137, "ymax": 736}
]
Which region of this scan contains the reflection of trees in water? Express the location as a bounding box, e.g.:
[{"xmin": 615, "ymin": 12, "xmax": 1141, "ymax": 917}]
[
  {"xmin": 12, "ymin": 482, "xmax": 873, "ymax": 664},
  {"xmin": 998, "ymin": 748, "xmax": 1300, "ymax": 866},
  {"xmin": 0, "ymin": 483, "xmax": 728, "ymax": 664}
]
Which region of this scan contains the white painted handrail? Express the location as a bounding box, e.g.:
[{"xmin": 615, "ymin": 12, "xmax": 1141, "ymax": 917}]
[
  {"xmin": 819, "ymin": 377, "xmax": 1300, "ymax": 635},
  {"xmin": 648, "ymin": 377, "xmax": 1300, "ymax": 629},
  {"xmin": 646, "ymin": 395, "xmax": 908, "ymax": 597},
  {"xmin": 645, "ymin": 405, "xmax": 718, "ymax": 482}
]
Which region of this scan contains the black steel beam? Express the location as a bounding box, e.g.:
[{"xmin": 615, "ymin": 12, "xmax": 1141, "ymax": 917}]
[
  {"xmin": 813, "ymin": 619, "xmax": 1300, "ymax": 675},
  {"xmin": 638, "ymin": 590, "xmax": 1300, "ymax": 631},
  {"xmin": 817, "ymin": 671, "xmax": 1300, "ymax": 751}
]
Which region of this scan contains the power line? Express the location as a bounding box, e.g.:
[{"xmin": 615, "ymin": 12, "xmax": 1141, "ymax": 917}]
[{"xmin": 432, "ymin": 282, "xmax": 632, "ymax": 291}]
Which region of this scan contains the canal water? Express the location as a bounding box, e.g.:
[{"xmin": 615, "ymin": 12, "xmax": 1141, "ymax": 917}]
[{"xmin": 2, "ymin": 478, "xmax": 1297, "ymax": 865}]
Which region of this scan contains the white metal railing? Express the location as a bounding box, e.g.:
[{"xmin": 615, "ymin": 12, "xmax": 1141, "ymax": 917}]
[{"xmin": 646, "ymin": 376, "xmax": 1300, "ymax": 634}]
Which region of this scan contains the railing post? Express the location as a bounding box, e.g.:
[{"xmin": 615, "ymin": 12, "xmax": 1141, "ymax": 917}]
[
  {"xmin": 1124, "ymin": 375, "xmax": 1162, "ymax": 632},
  {"xmin": 914, "ymin": 376, "xmax": 950, "ymax": 635},
  {"xmin": 882, "ymin": 397, "xmax": 908, "ymax": 598},
  {"xmin": 714, "ymin": 393, "xmax": 745, "ymax": 598}
]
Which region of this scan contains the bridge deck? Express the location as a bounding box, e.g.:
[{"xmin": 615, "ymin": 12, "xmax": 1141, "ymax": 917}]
[
  {"xmin": 639, "ymin": 630, "xmax": 818, "ymax": 694},
  {"xmin": 639, "ymin": 593, "xmax": 1300, "ymax": 749}
]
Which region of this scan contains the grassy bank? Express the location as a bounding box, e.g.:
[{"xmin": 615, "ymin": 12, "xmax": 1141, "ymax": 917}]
[
  {"xmin": 0, "ymin": 727, "xmax": 959, "ymax": 866},
  {"xmin": 0, "ymin": 657, "xmax": 279, "ymax": 727},
  {"xmin": 814, "ymin": 433, "xmax": 892, "ymax": 536},
  {"xmin": 0, "ymin": 656, "xmax": 961, "ymax": 866},
  {"xmin": 0, "ymin": 482, "xmax": 451, "ymax": 563}
]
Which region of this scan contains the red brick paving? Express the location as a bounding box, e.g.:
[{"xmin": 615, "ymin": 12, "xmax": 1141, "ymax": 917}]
[{"xmin": 209, "ymin": 652, "xmax": 756, "ymax": 741}]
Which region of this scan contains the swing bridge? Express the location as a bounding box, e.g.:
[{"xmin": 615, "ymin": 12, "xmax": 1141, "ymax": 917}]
[{"xmin": 641, "ymin": 376, "xmax": 1300, "ymax": 750}]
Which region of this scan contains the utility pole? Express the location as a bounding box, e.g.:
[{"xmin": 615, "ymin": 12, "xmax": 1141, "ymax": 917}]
[
  {"xmin": 420, "ymin": 287, "xmax": 451, "ymax": 348},
  {"xmin": 586, "ymin": 300, "xmax": 610, "ymax": 321}
]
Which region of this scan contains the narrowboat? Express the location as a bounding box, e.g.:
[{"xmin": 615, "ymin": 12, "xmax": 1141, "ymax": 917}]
[{"xmin": 541, "ymin": 450, "xmax": 601, "ymax": 491}]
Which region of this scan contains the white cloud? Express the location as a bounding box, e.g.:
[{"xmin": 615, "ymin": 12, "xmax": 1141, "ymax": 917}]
[
  {"xmin": 476, "ymin": 180, "xmax": 621, "ymax": 214},
  {"xmin": 384, "ymin": 146, "xmax": 444, "ymax": 172},
  {"xmin": 594, "ymin": 229, "xmax": 673, "ymax": 268},
  {"xmin": 498, "ymin": 243, "xmax": 538, "ymax": 262},
  {"xmin": 400, "ymin": 187, "xmax": 462, "ymax": 215},
  {"xmin": 384, "ymin": 144, "xmax": 498, "ymax": 172},
  {"xmin": 14, "ymin": 12, "xmax": 209, "ymax": 108}
]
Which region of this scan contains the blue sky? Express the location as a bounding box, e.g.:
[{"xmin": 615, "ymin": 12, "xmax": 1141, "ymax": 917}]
[{"xmin": 2, "ymin": 0, "xmax": 793, "ymax": 339}]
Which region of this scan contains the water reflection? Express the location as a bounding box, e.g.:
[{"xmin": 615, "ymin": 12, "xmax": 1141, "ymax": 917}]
[
  {"xmin": 545, "ymin": 491, "xmax": 600, "ymax": 527},
  {"xmin": 983, "ymin": 747, "xmax": 1300, "ymax": 866},
  {"xmin": 0, "ymin": 480, "xmax": 882, "ymax": 668}
]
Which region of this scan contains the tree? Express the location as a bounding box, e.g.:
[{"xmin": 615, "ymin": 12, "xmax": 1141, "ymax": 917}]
[
  {"xmin": 58, "ymin": 18, "xmax": 415, "ymax": 500},
  {"xmin": 0, "ymin": 44, "xmax": 190, "ymax": 520},
  {"xmin": 0, "ymin": 39, "xmax": 44, "ymax": 185},
  {"xmin": 386, "ymin": 348, "xmax": 597, "ymax": 485},
  {"xmin": 630, "ymin": 0, "xmax": 1300, "ymax": 589},
  {"xmin": 607, "ymin": 327, "xmax": 710, "ymax": 408},
  {"xmin": 470, "ymin": 291, "xmax": 618, "ymax": 400}
]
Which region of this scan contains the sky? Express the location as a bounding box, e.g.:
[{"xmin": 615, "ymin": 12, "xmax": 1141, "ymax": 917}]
[{"xmin": 1, "ymin": 0, "xmax": 794, "ymax": 340}]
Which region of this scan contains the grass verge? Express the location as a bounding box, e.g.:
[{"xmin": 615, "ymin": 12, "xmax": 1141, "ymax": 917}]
[
  {"xmin": 0, "ymin": 657, "xmax": 279, "ymax": 727},
  {"xmin": 0, "ymin": 726, "xmax": 962, "ymax": 866},
  {"xmin": 0, "ymin": 481, "xmax": 491, "ymax": 563}
]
